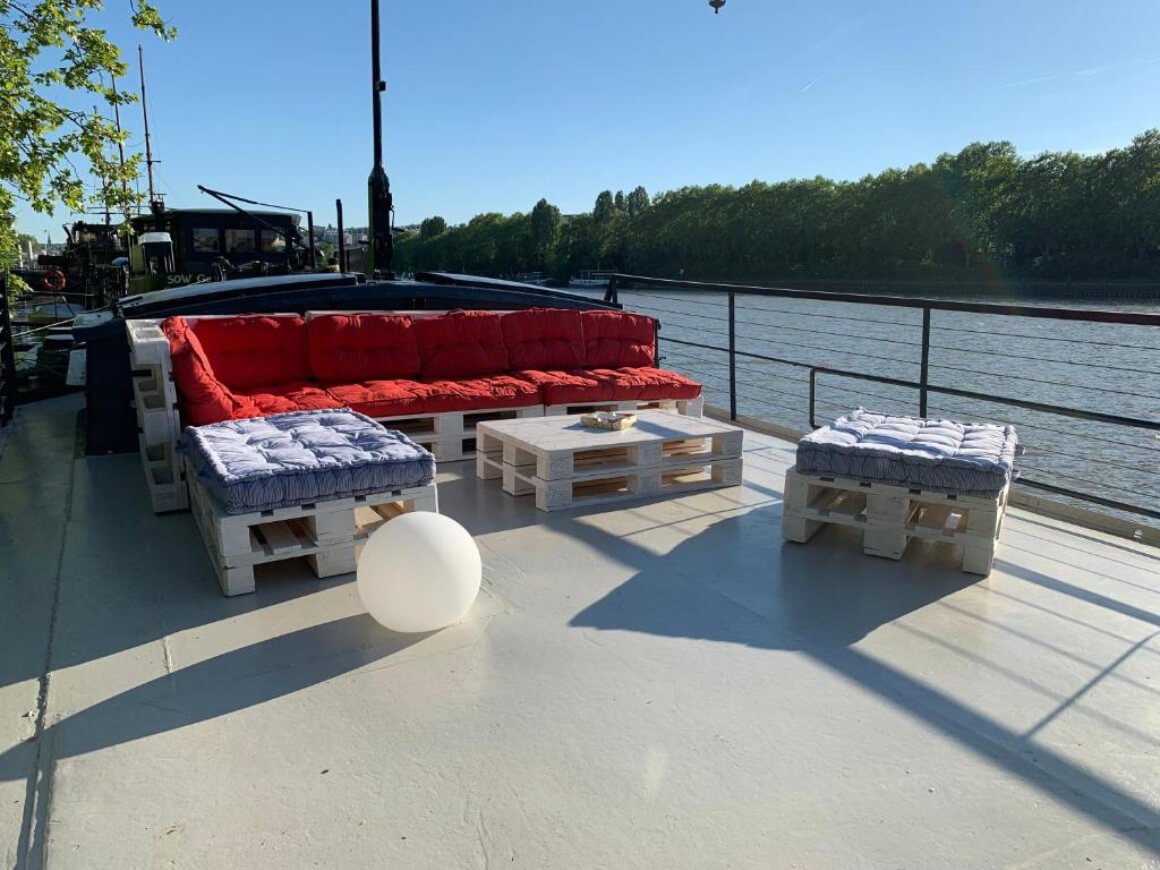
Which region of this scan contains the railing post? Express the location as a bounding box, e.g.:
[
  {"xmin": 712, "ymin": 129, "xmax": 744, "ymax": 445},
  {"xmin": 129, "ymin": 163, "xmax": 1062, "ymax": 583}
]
[
  {"xmin": 604, "ymin": 274, "xmax": 618, "ymax": 306},
  {"xmin": 919, "ymin": 307, "xmax": 931, "ymax": 417},
  {"xmin": 728, "ymin": 289, "xmax": 737, "ymax": 421}
]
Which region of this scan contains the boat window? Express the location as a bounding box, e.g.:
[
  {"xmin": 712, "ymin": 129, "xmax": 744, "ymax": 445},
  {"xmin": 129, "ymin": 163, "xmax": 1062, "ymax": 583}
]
[
  {"xmin": 225, "ymin": 229, "xmax": 255, "ymax": 254},
  {"xmin": 192, "ymin": 228, "xmax": 220, "ymax": 253},
  {"xmin": 261, "ymin": 230, "xmax": 287, "ymax": 254}
]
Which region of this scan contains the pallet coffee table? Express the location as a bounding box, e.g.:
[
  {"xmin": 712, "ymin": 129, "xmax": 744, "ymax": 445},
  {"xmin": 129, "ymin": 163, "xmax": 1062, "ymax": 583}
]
[{"xmin": 476, "ymin": 410, "xmax": 743, "ymax": 511}]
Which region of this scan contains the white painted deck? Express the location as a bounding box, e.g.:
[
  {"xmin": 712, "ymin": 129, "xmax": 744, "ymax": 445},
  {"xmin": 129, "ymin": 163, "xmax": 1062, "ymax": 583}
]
[{"xmin": 2, "ymin": 395, "xmax": 1159, "ymax": 868}]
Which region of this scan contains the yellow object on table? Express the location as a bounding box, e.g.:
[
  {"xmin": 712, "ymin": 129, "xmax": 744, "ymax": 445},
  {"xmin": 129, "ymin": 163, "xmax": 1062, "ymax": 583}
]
[{"xmin": 580, "ymin": 411, "xmax": 637, "ymax": 431}]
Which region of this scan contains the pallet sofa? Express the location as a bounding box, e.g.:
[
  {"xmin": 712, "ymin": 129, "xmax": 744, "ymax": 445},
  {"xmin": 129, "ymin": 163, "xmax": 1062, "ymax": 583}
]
[{"xmin": 127, "ymin": 307, "xmax": 703, "ymax": 514}]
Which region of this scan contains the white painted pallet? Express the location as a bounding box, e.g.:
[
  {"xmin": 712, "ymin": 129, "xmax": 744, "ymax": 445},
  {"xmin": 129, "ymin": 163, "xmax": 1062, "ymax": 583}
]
[
  {"xmin": 780, "ymin": 466, "xmax": 1009, "ymax": 575},
  {"xmin": 476, "ymin": 410, "xmax": 743, "ymax": 511},
  {"xmin": 372, "ymin": 405, "xmax": 543, "ymax": 462},
  {"xmin": 494, "ymin": 457, "xmax": 743, "ymax": 511},
  {"xmin": 127, "ymin": 320, "xmax": 188, "ymax": 513},
  {"xmin": 185, "ymin": 456, "xmax": 439, "ymax": 596},
  {"xmin": 544, "ymin": 395, "xmax": 703, "ymax": 419}
]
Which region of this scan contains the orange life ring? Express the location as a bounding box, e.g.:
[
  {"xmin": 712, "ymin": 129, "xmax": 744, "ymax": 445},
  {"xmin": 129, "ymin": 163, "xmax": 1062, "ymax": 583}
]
[{"xmin": 42, "ymin": 269, "xmax": 67, "ymax": 292}]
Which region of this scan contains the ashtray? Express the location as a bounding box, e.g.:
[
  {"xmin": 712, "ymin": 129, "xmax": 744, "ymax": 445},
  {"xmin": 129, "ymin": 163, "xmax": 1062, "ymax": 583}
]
[{"xmin": 580, "ymin": 411, "xmax": 638, "ymax": 431}]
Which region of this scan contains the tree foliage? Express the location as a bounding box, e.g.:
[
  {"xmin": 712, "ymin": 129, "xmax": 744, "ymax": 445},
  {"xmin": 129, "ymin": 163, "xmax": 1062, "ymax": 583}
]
[
  {"xmin": 396, "ymin": 132, "xmax": 1160, "ymax": 284},
  {"xmin": 419, "ymin": 215, "xmax": 446, "ymax": 240},
  {"xmin": 0, "ymin": 0, "xmax": 173, "ymax": 271}
]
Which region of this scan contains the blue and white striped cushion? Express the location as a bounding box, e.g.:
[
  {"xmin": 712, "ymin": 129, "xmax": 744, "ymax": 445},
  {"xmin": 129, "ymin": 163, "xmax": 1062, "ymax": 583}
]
[
  {"xmin": 179, "ymin": 409, "xmax": 435, "ymax": 514},
  {"xmin": 796, "ymin": 408, "xmax": 1018, "ymax": 498}
]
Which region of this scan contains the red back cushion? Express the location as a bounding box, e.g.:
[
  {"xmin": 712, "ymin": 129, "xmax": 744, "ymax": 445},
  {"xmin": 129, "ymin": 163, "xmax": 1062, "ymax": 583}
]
[
  {"xmin": 307, "ymin": 314, "xmax": 420, "ymax": 383},
  {"xmin": 414, "ymin": 311, "xmax": 509, "ymax": 379},
  {"xmin": 581, "ymin": 311, "xmax": 656, "ymax": 368},
  {"xmin": 161, "ymin": 316, "xmax": 255, "ymax": 426},
  {"xmin": 500, "ymin": 308, "xmax": 585, "ymax": 371},
  {"xmin": 192, "ymin": 315, "xmax": 310, "ymax": 391}
]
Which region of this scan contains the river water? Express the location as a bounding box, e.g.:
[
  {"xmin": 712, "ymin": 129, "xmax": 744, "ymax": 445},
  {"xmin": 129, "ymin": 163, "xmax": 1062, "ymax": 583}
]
[{"xmin": 582, "ymin": 288, "xmax": 1160, "ymax": 524}]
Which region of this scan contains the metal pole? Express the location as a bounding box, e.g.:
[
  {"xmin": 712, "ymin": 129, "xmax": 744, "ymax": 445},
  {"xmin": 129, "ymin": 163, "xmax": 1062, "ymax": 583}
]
[
  {"xmin": 919, "ymin": 307, "xmax": 931, "ymax": 417},
  {"xmin": 138, "ymin": 45, "xmax": 160, "ymax": 219},
  {"xmin": 367, "ymin": 0, "xmax": 394, "ymax": 278},
  {"xmin": 336, "ymin": 199, "xmax": 346, "ymax": 271},
  {"xmin": 728, "ymin": 289, "xmax": 737, "ymax": 421},
  {"xmin": 109, "ymin": 73, "xmax": 132, "ymax": 225},
  {"xmin": 604, "ymin": 273, "xmax": 618, "ymax": 305},
  {"xmin": 306, "ymin": 211, "xmax": 317, "ymax": 270}
]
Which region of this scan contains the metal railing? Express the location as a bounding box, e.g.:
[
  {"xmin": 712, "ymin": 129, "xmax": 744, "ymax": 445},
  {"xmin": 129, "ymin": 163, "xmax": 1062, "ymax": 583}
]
[
  {"xmin": 0, "ymin": 274, "xmax": 16, "ymax": 427},
  {"xmin": 606, "ymin": 274, "xmax": 1160, "ymax": 526}
]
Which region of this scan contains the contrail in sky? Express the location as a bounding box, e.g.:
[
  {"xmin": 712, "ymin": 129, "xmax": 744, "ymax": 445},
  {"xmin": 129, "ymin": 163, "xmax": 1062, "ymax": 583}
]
[{"xmin": 996, "ymin": 57, "xmax": 1160, "ymax": 90}]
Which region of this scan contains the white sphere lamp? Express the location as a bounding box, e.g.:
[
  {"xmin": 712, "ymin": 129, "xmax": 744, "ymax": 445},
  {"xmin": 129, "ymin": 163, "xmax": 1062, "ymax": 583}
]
[{"xmin": 357, "ymin": 512, "xmax": 482, "ymax": 633}]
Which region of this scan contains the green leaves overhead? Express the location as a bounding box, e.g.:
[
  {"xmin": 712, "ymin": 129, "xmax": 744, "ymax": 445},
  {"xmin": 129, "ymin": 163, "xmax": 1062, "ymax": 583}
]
[
  {"xmin": 0, "ymin": 0, "xmax": 172, "ymax": 268},
  {"xmin": 397, "ymin": 132, "xmax": 1160, "ymax": 284}
]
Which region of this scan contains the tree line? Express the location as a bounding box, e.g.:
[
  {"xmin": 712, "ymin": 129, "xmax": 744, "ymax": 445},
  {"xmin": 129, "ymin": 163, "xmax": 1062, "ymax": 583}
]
[{"xmin": 395, "ymin": 130, "xmax": 1160, "ymax": 284}]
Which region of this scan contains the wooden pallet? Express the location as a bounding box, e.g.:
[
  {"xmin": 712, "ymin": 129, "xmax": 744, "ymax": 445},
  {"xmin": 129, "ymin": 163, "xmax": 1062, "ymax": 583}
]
[
  {"xmin": 185, "ymin": 457, "xmax": 439, "ymax": 596},
  {"xmin": 544, "ymin": 395, "xmax": 703, "ymax": 418},
  {"xmin": 128, "ymin": 321, "xmax": 189, "ymax": 513},
  {"xmin": 497, "ymin": 457, "xmax": 743, "ymax": 511},
  {"xmin": 780, "ymin": 466, "xmax": 1008, "ymax": 575},
  {"xmin": 477, "ymin": 410, "xmax": 743, "ymax": 511},
  {"xmin": 372, "ymin": 405, "xmax": 543, "ymax": 462}
]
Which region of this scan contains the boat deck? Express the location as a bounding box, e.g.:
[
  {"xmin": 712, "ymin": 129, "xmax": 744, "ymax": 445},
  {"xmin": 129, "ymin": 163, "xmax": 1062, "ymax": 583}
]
[{"xmin": 2, "ymin": 395, "xmax": 1159, "ymax": 867}]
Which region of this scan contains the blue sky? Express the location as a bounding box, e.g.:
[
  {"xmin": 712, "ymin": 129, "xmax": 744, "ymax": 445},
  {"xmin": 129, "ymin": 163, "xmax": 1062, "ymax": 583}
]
[{"xmin": 17, "ymin": 0, "xmax": 1160, "ymax": 239}]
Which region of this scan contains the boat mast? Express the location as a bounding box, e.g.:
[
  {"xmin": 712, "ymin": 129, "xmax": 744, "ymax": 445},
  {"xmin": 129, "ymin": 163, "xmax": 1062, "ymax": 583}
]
[
  {"xmin": 366, "ymin": 0, "xmax": 394, "ymax": 278},
  {"xmin": 137, "ymin": 45, "xmax": 162, "ymax": 223},
  {"xmin": 109, "ymin": 73, "xmax": 132, "ymax": 225}
]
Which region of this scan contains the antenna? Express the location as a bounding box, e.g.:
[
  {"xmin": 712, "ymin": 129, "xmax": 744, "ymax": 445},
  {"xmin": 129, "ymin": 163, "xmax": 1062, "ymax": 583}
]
[{"xmin": 137, "ymin": 44, "xmax": 161, "ymax": 216}]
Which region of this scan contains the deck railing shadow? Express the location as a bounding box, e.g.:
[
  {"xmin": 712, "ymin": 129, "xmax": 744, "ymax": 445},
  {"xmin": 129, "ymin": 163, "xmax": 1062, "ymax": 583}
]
[
  {"xmin": 0, "ymin": 457, "xmax": 343, "ymax": 691},
  {"xmin": 0, "ymin": 614, "xmax": 428, "ymax": 785},
  {"xmin": 566, "ymin": 510, "xmax": 1160, "ymax": 852}
]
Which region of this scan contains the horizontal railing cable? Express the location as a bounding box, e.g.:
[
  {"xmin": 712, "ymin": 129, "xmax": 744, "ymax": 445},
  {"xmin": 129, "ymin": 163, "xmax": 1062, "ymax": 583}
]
[
  {"xmin": 615, "ymin": 274, "xmax": 1160, "ymax": 326},
  {"xmin": 931, "ymin": 322, "xmax": 1160, "ymax": 352},
  {"xmin": 929, "ymin": 344, "xmax": 1160, "ymax": 377},
  {"xmin": 926, "ymin": 362, "xmax": 1155, "ymax": 399}
]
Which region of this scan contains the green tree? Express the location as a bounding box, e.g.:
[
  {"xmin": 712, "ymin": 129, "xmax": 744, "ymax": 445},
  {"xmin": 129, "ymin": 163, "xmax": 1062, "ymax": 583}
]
[
  {"xmin": 419, "ymin": 216, "xmax": 447, "ymax": 240},
  {"xmin": 0, "ymin": 1, "xmax": 173, "ymax": 266},
  {"xmin": 626, "ymin": 185, "xmax": 650, "ymax": 217},
  {"xmin": 394, "ymin": 131, "xmax": 1160, "ymax": 286},
  {"xmin": 593, "ymin": 190, "xmax": 614, "ymax": 223},
  {"xmin": 529, "ymin": 198, "xmax": 560, "ymax": 270}
]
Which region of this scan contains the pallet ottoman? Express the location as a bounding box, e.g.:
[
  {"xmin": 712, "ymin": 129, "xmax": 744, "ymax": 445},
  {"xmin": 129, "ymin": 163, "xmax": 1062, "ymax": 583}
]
[
  {"xmin": 179, "ymin": 409, "xmax": 439, "ymax": 596},
  {"xmin": 781, "ymin": 409, "xmax": 1018, "ymax": 575}
]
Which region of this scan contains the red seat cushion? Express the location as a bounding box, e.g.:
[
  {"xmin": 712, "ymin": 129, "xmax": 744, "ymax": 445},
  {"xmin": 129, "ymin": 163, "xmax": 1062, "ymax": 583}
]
[
  {"xmin": 580, "ymin": 311, "xmax": 656, "ymax": 368},
  {"xmin": 414, "ymin": 311, "xmax": 509, "ymax": 379},
  {"xmin": 161, "ymin": 316, "xmax": 258, "ymax": 426},
  {"xmin": 307, "ymin": 313, "xmax": 420, "ymax": 382},
  {"xmin": 235, "ymin": 382, "xmax": 345, "ymax": 416},
  {"xmin": 327, "ymin": 375, "xmax": 541, "ymax": 418},
  {"xmin": 500, "ymin": 309, "xmax": 585, "ymax": 370},
  {"xmin": 536, "ymin": 367, "xmax": 702, "ymax": 406},
  {"xmin": 192, "ymin": 315, "xmax": 310, "ymax": 391}
]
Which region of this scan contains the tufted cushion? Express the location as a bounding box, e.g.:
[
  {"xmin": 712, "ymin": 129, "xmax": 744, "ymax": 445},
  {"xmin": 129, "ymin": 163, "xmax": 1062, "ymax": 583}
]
[
  {"xmin": 307, "ymin": 313, "xmax": 420, "ymax": 383},
  {"xmin": 796, "ymin": 408, "xmax": 1019, "ymax": 497},
  {"xmin": 193, "ymin": 315, "xmax": 310, "ymax": 391},
  {"xmin": 580, "ymin": 311, "xmax": 656, "ymax": 368},
  {"xmin": 500, "ymin": 308, "xmax": 585, "ymax": 370},
  {"xmin": 179, "ymin": 409, "xmax": 435, "ymax": 514},
  {"xmin": 414, "ymin": 310, "xmax": 509, "ymax": 379},
  {"xmin": 161, "ymin": 316, "xmax": 258, "ymax": 426}
]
